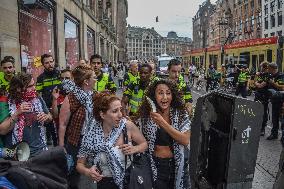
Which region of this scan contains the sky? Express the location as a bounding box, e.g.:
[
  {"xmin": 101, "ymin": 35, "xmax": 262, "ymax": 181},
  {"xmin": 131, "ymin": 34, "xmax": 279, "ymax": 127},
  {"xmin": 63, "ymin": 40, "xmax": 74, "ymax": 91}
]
[{"xmin": 127, "ymin": 0, "xmax": 204, "ymax": 39}]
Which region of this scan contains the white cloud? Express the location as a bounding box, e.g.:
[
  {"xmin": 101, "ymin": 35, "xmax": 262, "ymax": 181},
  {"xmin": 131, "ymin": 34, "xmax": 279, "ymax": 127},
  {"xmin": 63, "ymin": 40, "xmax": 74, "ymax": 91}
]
[{"xmin": 127, "ymin": 0, "xmax": 204, "ymax": 38}]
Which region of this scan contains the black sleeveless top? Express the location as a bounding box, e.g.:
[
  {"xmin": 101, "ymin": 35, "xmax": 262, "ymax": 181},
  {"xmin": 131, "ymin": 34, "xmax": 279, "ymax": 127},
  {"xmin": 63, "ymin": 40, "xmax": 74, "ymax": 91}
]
[{"xmin": 155, "ymin": 128, "xmax": 173, "ymax": 146}]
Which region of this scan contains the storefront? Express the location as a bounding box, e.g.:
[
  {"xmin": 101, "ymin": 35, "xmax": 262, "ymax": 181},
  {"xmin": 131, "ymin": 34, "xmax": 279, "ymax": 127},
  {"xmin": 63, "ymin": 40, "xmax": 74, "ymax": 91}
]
[
  {"xmin": 18, "ymin": 0, "xmax": 56, "ymax": 79},
  {"xmin": 64, "ymin": 13, "xmax": 80, "ymax": 69},
  {"xmin": 87, "ymin": 27, "xmax": 96, "ymax": 60}
]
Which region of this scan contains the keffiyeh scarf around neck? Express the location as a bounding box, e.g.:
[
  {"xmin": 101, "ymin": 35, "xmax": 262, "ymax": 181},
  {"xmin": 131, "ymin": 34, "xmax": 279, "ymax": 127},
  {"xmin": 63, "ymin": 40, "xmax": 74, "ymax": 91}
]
[
  {"xmin": 9, "ymin": 90, "xmax": 45, "ymax": 144},
  {"xmin": 62, "ymin": 79, "xmax": 93, "ymax": 134},
  {"xmin": 138, "ymin": 108, "xmax": 191, "ymax": 189},
  {"xmin": 78, "ymin": 118, "xmax": 127, "ymax": 189}
]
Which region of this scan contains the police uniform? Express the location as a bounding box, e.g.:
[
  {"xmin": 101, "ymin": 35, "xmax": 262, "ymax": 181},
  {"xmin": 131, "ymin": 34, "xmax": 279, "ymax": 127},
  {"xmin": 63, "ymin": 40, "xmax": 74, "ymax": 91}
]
[
  {"xmin": 235, "ymin": 71, "xmax": 250, "ymax": 98},
  {"xmin": 123, "ymin": 81, "xmax": 146, "ymax": 115},
  {"xmin": 36, "ymin": 69, "xmax": 61, "ymax": 146},
  {"xmin": 254, "ymin": 72, "xmax": 270, "ymax": 134},
  {"xmin": 123, "ymin": 72, "xmax": 139, "ymax": 86},
  {"xmin": 0, "ymin": 72, "xmax": 10, "ymax": 93},
  {"xmin": 94, "ymin": 72, "xmax": 117, "ymax": 93},
  {"xmin": 177, "ymin": 78, "xmax": 193, "ymax": 104},
  {"xmin": 269, "ymin": 72, "xmax": 284, "ymax": 138}
]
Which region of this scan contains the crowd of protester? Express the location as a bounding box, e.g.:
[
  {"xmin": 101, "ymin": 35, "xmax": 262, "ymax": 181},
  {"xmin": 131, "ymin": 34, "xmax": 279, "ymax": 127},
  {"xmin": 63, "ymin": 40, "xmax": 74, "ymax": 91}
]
[
  {"xmin": 1, "ymin": 52, "xmax": 283, "ymax": 188},
  {"xmin": 0, "ymin": 54, "xmax": 192, "ymax": 189}
]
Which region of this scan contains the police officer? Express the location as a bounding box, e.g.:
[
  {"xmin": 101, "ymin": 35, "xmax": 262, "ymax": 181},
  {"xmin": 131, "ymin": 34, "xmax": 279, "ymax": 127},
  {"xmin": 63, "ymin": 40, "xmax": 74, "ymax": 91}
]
[
  {"xmin": 0, "ymin": 56, "xmax": 15, "ymax": 93},
  {"xmin": 122, "ymin": 63, "xmax": 152, "ymax": 116},
  {"xmin": 90, "ymin": 54, "xmax": 117, "ymax": 93},
  {"xmin": 235, "ymin": 65, "xmax": 250, "ymax": 98},
  {"xmin": 267, "ymin": 62, "xmax": 284, "ymax": 140},
  {"xmin": 254, "ymin": 61, "xmax": 270, "ymax": 136},
  {"xmin": 36, "ymin": 54, "xmax": 61, "ymax": 146},
  {"xmin": 168, "ymin": 59, "xmax": 193, "ymax": 115},
  {"xmin": 124, "ymin": 60, "xmax": 139, "ymax": 86}
]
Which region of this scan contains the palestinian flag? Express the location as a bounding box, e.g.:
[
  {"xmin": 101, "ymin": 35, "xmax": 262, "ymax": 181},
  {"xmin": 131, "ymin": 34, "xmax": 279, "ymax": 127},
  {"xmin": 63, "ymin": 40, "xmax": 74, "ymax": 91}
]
[{"xmin": 0, "ymin": 96, "xmax": 9, "ymax": 123}]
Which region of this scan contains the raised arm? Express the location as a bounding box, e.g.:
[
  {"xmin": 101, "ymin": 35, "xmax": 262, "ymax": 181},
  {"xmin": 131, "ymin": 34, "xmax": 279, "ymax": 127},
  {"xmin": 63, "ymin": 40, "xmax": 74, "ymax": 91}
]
[
  {"xmin": 58, "ymin": 97, "xmax": 71, "ymax": 147},
  {"xmin": 150, "ymin": 112, "xmax": 191, "ymax": 146}
]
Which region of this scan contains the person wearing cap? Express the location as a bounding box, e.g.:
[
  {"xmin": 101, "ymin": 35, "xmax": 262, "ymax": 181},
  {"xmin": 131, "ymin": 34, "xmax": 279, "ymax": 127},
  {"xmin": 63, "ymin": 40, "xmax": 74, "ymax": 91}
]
[
  {"xmin": 235, "ymin": 65, "xmax": 250, "ymax": 98},
  {"xmin": 0, "ymin": 56, "xmax": 15, "ymax": 93},
  {"xmin": 254, "ymin": 61, "xmax": 270, "ymax": 136},
  {"xmin": 267, "ymin": 62, "xmax": 284, "ymax": 140}
]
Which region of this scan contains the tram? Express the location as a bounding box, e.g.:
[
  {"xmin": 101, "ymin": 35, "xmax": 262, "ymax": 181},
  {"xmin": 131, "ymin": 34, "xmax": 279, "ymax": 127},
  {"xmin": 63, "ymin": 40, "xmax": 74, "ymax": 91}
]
[{"xmin": 182, "ymin": 36, "xmax": 284, "ymax": 73}]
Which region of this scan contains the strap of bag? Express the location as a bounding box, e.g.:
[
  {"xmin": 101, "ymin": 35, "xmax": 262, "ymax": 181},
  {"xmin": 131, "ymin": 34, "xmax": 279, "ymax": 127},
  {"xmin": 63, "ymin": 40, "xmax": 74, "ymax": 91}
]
[{"xmin": 122, "ymin": 126, "xmax": 132, "ymax": 170}]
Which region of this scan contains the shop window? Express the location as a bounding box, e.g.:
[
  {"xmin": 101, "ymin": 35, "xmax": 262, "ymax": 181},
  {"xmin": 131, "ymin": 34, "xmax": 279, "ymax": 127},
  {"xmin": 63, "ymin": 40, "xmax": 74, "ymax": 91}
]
[
  {"xmin": 18, "ymin": 0, "xmax": 55, "ymax": 79},
  {"xmin": 87, "ymin": 28, "xmax": 96, "ymax": 60},
  {"xmin": 64, "ymin": 14, "xmax": 80, "ymax": 69}
]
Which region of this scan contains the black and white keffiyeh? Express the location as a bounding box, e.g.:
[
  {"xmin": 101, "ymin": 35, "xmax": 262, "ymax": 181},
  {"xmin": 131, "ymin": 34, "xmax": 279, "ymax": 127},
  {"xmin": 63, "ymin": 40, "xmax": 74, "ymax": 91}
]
[
  {"xmin": 62, "ymin": 79, "xmax": 94, "ymax": 134},
  {"xmin": 138, "ymin": 108, "xmax": 191, "ymax": 189},
  {"xmin": 9, "ymin": 98, "xmax": 47, "ymax": 146},
  {"xmin": 78, "ymin": 118, "xmax": 127, "ymax": 189}
]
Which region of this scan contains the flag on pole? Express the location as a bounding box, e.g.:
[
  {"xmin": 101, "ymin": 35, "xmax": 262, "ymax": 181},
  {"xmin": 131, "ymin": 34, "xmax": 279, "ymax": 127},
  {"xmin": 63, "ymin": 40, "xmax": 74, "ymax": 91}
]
[{"xmin": 155, "ymin": 16, "xmax": 159, "ymax": 22}]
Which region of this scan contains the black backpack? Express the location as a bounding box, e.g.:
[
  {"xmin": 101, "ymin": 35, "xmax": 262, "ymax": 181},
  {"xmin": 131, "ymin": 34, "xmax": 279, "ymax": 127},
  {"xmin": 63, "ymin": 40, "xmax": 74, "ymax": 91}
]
[{"xmin": 0, "ymin": 147, "xmax": 68, "ymax": 189}]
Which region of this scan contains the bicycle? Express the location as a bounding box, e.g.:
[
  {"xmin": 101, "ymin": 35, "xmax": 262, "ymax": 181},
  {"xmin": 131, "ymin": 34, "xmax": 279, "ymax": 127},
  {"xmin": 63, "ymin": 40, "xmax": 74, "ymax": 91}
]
[
  {"xmin": 196, "ymin": 73, "xmax": 205, "ymax": 91},
  {"xmin": 208, "ymin": 79, "xmax": 220, "ymax": 91},
  {"xmin": 222, "ymin": 76, "xmax": 235, "ymax": 94}
]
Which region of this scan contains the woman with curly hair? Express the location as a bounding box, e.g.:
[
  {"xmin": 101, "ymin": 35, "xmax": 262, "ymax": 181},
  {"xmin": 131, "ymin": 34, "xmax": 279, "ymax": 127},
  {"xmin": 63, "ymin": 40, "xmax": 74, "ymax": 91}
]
[
  {"xmin": 134, "ymin": 79, "xmax": 191, "ymax": 189},
  {"xmin": 0, "ymin": 73, "xmax": 52, "ymax": 157},
  {"xmin": 76, "ymin": 92, "xmax": 147, "ymax": 189}
]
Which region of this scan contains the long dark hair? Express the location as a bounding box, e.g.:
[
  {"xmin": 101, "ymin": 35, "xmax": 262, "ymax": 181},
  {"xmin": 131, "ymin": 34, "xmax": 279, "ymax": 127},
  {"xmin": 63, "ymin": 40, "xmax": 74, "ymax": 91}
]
[
  {"xmin": 9, "ymin": 73, "xmax": 33, "ymax": 103},
  {"xmin": 135, "ymin": 79, "xmax": 187, "ymax": 119}
]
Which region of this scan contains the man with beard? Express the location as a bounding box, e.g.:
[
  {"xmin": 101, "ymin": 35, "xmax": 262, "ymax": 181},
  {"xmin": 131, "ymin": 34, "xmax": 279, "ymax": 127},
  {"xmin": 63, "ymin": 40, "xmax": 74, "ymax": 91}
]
[
  {"xmin": 122, "ymin": 63, "xmax": 152, "ymax": 116},
  {"xmin": 36, "ymin": 54, "xmax": 61, "ymax": 146},
  {"xmin": 0, "ymin": 56, "xmax": 16, "ymax": 93},
  {"xmin": 90, "ymin": 54, "xmax": 116, "ymax": 93}
]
